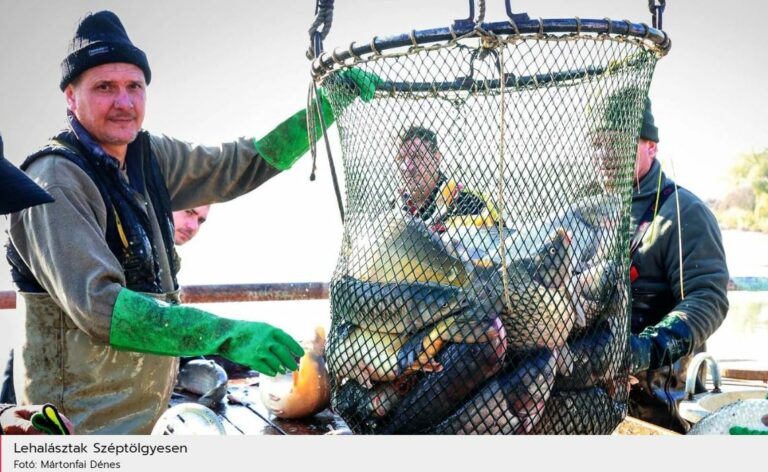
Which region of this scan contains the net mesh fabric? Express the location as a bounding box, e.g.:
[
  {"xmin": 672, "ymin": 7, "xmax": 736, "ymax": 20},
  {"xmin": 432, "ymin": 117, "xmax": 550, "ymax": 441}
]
[{"xmin": 320, "ymin": 32, "xmax": 659, "ymax": 434}]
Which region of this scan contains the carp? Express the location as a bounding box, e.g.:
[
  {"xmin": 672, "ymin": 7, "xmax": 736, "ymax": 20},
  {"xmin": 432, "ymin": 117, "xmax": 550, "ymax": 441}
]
[
  {"xmin": 571, "ymin": 258, "xmax": 622, "ymax": 329},
  {"xmin": 176, "ymin": 359, "xmax": 228, "ymax": 408},
  {"xmin": 532, "ymin": 386, "xmax": 627, "ymax": 435},
  {"xmin": 259, "ymin": 327, "xmax": 331, "ymax": 419},
  {"xmin": 331, "ymin": 276, "xmax": 467, "ymax": 334},
  {"xmin": 330, "ymin": 376, "xmax": 418, "ymax": 434},
  {"xmin": 343, "ymin": 209, "xmax": 469, "ymax": 286},
  {"xmin": 494, "ymin": 227, "xmax": 581, "ymax": 350},
  {"xmin": 379, "ymin": 316, "xmax": 507, "ymax": 434},
  {"xmin": 506, "ymin": 194, "xmax": 621, "ymax": 270},
  {"xmin": 557, "ymin": 317, "xmax": 627, "ymax": 391},
  {"xmin": 440, "ymin": 224, "xmax": 513, "ymax": 267},
  {"xmin": 327, "ymin": 307, "xmax": 499, "ymax": 389},
  {"xmin": 429, "ymin": 347, "xmax": 558, "ymax": 434}
]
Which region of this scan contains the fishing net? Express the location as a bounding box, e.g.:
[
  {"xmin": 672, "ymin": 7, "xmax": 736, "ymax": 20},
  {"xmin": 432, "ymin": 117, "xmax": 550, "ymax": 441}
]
[{"xmin": 315, "ymin": 19, "xmax": 668, "ymax": 434}]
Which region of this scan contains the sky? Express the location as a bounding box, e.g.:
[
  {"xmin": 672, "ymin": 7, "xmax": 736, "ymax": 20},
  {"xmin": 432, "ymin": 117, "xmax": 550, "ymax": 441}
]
[{"xmin": 0, "ymin": 0, "xmax": 767, "ymax": 294}]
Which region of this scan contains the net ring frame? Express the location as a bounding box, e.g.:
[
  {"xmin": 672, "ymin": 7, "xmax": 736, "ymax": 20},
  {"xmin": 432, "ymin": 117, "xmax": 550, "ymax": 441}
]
[
  {"xmin": 369, "ymin": 36, "xmax": 383, "ymax": 56},
  {"xmin": 331, "ymin": 48, "xmax": 345, "ymax": 66},
  {"xmin": 310, "ymin": 17, "xmax": 671, "ymax": 81},
  {"xmin": 347, "ymin": 42, "xmax": 363, "ymax": 61},
  {"xmin": 507, "ymin": 17, "xmax": 521, "ymax": 36},
  {"xmin": 604, "ymin": 17, "xmax": 614, "ymax": 36},
  {"xmin": 409, "ymin": 29, "xmax": 419, "ymax": 49},
  {"xmin": 448, "ymin": 24, "xmax": 459, "ymax": 41}
]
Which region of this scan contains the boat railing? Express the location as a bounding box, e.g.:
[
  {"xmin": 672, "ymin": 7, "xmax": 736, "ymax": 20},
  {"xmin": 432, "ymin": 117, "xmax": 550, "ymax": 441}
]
[
  {"xmin": 0, "ymin": 276, "xmax": 766, "ymax": 310},
  {"xmin": 0, "ymin": 282, "xmax": 329, "ymax": 310}
]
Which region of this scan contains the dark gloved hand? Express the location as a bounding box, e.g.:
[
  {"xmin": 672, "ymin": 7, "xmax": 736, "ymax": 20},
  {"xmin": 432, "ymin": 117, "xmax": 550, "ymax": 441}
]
[
  {"xmin": 629, "ymin": 333, "xmax": 652, "ymax": 374},
  {"xmin": 110, "ymin": 288, "xmax": 303, "ymax": 377},
  {"xmin": 629, "ymin": 313, "xmax": 694, "ymax": 375}
]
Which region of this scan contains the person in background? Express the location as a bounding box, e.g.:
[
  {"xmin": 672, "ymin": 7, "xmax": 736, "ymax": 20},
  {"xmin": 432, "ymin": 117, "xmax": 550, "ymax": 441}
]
[
  {"xmin": 6, "ymin": 10, "xmax": 376, "ymax": 434},
  {"xmin": 0, "ymin": 134, "xmax": 73, "ymax": 435},
  {"xmin": 170, "ymin": 205, "xmax": 253, "ymax": 378},
  {"xmin": 173, "ymin": 205, "xmax": 210, "ymax": 246},
  {"xmin": 171, "ymin": 205, "xmax": 210, "ymax": 274},
  {"xmin": 592, "ymin": 90, "xmax": 729, "ymax": 433},
  {"xmin": 395, "ymin": 126, "xmax": 498, "ymax": 233}
]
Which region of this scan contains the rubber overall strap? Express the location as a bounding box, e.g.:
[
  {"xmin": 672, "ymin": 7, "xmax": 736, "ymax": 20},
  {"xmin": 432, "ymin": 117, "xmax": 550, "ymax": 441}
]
[{"xmin": 630, "ymin": 183, "xmax": 676, "ymax": 258}]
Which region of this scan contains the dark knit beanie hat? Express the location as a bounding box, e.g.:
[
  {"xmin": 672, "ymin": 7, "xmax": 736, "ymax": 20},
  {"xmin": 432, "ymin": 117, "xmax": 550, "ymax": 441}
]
[
  {"xmin": 599, "ymin": 88, "xmax": 659, "ymax": 142},
  {"xmin": 60, "ymin": 11, "xmax": 151, "ymax": 91},
  {"xmin": 639, "ymin": 97, "xmax": 659, "ymax": 142}
]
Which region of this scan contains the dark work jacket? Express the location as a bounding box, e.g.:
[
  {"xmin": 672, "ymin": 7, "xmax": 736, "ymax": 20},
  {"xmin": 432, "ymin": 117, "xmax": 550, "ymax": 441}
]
[{"xmin": 628, "ymin": 160, "xmax": 729, "ymax": 433}]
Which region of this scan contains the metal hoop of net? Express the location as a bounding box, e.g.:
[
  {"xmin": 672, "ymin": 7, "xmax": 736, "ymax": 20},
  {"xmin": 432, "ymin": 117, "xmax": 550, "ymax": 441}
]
[{"xmin": 314, "ymin": 15, "xmax": 670, "ymax": 434}]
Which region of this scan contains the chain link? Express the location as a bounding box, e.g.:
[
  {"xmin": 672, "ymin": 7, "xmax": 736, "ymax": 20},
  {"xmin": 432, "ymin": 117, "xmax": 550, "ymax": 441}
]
[{"xmin": 648, "ymin": 0, "xmax": 667, "ymax": 30}]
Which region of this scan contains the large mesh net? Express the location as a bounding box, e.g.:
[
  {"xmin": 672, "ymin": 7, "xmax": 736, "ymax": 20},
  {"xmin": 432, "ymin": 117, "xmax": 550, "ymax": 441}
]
[{"xmin": 318, "ymin": 28, "xmax": 662, "ymax": 434}]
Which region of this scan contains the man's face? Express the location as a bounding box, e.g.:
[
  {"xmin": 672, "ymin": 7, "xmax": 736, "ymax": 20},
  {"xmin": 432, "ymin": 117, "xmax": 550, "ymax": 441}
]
[
  {"xmin": 396, "ymin": 137, "xmax": 441, "ymax": 198},
  {"xmin": 591, "ymin": 131, "xmax": 657, "ymax": 190},
  {"xmin": 591, "ymin": 130, "xmax": 631, "ymax": 191},
  {"xmin": 173, "ymin": 206, "xmax": 210, "ymax": 245},
  {"xmin": 65, "ymin": 63, "xmax": 146, "ymax": 156},
  {"xmin": 634, "ymin": 138, "xmax": 657, "ymax": 182}
]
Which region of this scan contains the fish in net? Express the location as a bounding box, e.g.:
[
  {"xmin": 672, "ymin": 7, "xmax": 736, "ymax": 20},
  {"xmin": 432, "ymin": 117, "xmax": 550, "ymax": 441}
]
[{"xmin": 313, "ymin": 10, "xmax": 669, "ymax": 434}]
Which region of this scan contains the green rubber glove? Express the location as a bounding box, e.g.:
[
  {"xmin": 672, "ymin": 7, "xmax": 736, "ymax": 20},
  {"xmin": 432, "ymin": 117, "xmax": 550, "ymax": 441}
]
[
  {"xmin": 109, "ymin": 288, "xmax": 303, "ymax": 377},
  {"xmin": 333, "ymin": 67, "xmax": 383, "ymax": 108},
  {"xmin": 253, "ymin": 67, "xmax": 382, "ymax": 171},
  {"xmin": 629, "ymin": 313, "xmax": 694, "ymax": 375}
]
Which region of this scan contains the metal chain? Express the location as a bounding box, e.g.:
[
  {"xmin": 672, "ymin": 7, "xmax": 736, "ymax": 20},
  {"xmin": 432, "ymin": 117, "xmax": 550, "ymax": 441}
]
[
  {"xmin": 308, "ymin": 0, "xmax": 335, "ymax": 58},
  {"xmin": 476, "ymin": 0, "xmax": 486, "ymax": 25},
  {"xmin": 648, "ymin": 0, "xmax": 666, "ymax": 30}
]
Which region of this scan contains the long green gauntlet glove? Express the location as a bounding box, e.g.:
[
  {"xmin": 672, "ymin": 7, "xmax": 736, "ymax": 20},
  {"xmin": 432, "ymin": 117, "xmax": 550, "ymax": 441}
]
[
  {"xmin": 109, "ymin": 288, "xmax": 303, "ymax": 377},
  {"xmin": 253, "ymin": 67, "xmax": 383, "ymax": 171},
  {"xmin": 629, "ymin": 313, "xmax": 694, "ymax": 375}
]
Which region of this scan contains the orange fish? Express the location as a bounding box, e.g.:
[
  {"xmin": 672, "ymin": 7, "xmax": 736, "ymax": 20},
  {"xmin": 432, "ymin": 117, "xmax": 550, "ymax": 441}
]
[{"xmin": 259, "ymin": 327, "xmax": 331, "ymax": 419}]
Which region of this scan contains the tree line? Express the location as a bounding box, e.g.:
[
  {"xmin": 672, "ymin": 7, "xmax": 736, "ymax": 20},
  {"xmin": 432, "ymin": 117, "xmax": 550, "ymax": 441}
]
[{"xmin": 711, "ymin": 149, "xmax": 768, "ymax": 233}]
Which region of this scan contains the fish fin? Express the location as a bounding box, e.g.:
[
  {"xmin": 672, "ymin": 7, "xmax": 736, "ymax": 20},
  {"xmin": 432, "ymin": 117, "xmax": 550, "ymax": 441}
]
[
  {"xmin": 351, "ymin": 363, "xmax": 375, "ymax": 389},
  {"xmin": 420, "ymin": 360, "xmax": 443, "ymax": 373},
  {"xmin": 312, "ymin": 326, "xmax": 327, "ymax": 356},
  {"xmin": 371, "ymin": 396, "xmax": 386, "ymax": 417},
  {"xmin": 568, "ymin": 279, "xmax": 588, "ymax": 328},
  {"xmin": 554, "ymin": 344, "xmax": 574, "ymax": 377}
]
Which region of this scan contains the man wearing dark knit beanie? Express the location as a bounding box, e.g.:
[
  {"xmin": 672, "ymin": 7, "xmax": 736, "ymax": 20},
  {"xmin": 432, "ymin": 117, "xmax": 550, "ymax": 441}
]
[
  {"xmin": 59, "ymin": 10, "xmax": 151, "ymax": 92},
  {"xmin": 7, "ymin": 10, "xmax": 379, "ymax": 434},
  {"xmin": 592, "ymin": 89, "xmax": 729, "ymax": 433}
]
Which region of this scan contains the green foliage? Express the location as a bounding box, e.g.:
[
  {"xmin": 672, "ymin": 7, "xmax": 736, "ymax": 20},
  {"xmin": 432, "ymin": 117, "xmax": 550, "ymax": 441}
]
[{"xmin": 714, "ymin": 149, "xmax": 768, "ymax": 232}]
